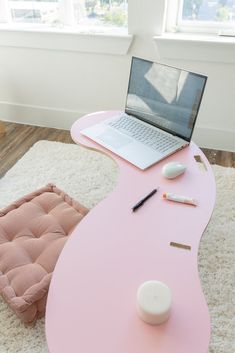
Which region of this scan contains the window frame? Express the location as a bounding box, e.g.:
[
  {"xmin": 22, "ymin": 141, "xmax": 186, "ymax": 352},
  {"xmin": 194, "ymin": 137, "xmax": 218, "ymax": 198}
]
[
  {"xmin": 0, "ymin": 0, "xmax": 132, "ymax": 55},
  {"xmin": 166, "ymin": 0, "xmax": 235, "ymax": 35},
  {"xmin": 0, "ymin": 0, "xmax": 128, "ymax": 35},
  {"xmin": 0, "ymin": 0, "xmax": 11, "ymax": 23}
]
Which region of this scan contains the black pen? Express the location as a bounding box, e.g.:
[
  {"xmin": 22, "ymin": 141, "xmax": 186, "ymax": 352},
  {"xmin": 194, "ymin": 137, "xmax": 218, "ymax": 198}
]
[{"xmin": 132, "ymin": 188, "xmax": 158, "ymax": 212}]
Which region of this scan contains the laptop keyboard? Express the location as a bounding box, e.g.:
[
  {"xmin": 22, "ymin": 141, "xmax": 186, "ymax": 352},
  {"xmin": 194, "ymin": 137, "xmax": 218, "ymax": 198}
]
[{"xmin": 107, "ymin": 114, "xmax": 182, "ymax": 154}]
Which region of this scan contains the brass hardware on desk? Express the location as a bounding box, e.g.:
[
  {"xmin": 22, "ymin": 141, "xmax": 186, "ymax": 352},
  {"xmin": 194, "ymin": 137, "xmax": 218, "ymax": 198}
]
[
  {"xmin": 194, "ymin": 155, "xmax": 207, "ymax": 172},
  {"xmin": 170, "ymin": 242, "xmax": 191, "ymax": 251}
]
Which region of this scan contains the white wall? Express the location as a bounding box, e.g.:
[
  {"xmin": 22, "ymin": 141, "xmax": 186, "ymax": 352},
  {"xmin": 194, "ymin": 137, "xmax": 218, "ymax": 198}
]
[{"xmin": 0, "ymin": 0, "xmax": 234, "ymax": 151}]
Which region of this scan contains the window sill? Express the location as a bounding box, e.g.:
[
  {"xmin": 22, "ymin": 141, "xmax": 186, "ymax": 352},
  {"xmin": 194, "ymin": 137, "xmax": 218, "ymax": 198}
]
[
  {"xmin": 0, "ymin": 26, "xmax": 133, "ymax": 55},
  {"xmin": 154, "ymin": 33, "xmax": 235, "ymax": 64}
]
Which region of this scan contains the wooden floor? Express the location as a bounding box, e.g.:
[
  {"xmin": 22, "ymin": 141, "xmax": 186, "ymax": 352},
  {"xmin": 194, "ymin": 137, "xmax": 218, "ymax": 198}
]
[{"xmin": 0, "ymin": 122, "xmax": 234, "ymax": 178}]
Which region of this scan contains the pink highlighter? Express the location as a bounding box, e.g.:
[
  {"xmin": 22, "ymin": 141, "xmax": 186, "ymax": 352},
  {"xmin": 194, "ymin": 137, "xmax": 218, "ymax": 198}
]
[{"xmin": 163, "ymin": 192, "xmax": 197, "ymax": 206}]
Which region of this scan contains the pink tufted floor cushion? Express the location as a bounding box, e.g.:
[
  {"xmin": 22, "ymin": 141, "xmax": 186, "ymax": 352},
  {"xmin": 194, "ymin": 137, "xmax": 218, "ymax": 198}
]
[{"xmin": 0, "ymin": 184, "xmax": 89, "ymax": 324}]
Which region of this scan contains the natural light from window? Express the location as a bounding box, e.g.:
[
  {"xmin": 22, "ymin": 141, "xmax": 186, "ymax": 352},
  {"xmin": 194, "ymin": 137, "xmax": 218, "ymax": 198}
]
[
  {"xmin": 182, "ymin": 0, "xmax": 235, "ymax": 22},
  {"xmin": 0, "ymin": 0, "xmax": 128, "ymax": 34},
  {"xmin": 167, "ymin": 0, "xmax": 235, "ymax": 35}
]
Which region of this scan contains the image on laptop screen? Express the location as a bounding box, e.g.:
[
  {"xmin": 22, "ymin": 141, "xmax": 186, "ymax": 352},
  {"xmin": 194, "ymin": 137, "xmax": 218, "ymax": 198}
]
[{"xmin": 125, "ymin": 57, "xmax": 207, "ymax": 141}]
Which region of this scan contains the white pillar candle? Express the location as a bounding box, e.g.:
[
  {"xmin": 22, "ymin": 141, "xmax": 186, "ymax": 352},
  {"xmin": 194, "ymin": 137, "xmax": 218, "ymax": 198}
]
[{"xmin": 136, "ymin": 280, "xmax": 172, "ymax": 325}]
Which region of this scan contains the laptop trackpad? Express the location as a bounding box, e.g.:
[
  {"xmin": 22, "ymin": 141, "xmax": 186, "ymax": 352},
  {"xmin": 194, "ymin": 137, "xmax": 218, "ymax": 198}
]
[{"xmin": 98, "ymin": 129, "xmax": 132, "ymax": 149}]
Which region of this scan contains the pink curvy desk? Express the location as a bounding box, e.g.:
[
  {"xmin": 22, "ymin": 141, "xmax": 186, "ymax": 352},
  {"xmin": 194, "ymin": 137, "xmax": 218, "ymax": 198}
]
[{"xmin": 46, "ymin": 111, "xmax": 216, "ymax": 353}]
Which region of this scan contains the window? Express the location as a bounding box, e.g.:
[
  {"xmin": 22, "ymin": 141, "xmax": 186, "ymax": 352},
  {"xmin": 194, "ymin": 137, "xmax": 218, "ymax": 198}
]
[
  {"xmin": 166, "ymin": 0, "xmax": 235, "ymax": 35},
  {"xmin": 0, "ymin": 0, "xmax": 128, "ymax": 33}
]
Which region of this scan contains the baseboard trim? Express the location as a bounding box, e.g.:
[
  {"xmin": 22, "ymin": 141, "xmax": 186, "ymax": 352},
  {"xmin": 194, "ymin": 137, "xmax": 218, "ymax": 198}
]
[
  {"xmin": 0, "ymin": 102, "xmax": 234, "ymax": 152},
  {"xmin": 192, "ymin": 126, "xmax": 235, "ymax": 152},
  {"xmin": 0, "ymin": 101, "xmax": 87, "ymax": 130}
]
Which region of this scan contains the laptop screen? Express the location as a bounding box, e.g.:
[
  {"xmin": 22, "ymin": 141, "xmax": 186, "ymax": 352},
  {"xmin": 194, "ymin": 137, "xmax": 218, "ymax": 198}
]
[{"xmin": 125, "ymin": 57, "xmax": 207, "ymax": 141}]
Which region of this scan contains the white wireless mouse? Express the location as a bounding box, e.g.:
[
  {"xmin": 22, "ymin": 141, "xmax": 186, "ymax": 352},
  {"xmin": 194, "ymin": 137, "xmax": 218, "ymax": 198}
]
[{"xmin": 162, "ymin": 161, "xmax": 187, "ymax": 179}]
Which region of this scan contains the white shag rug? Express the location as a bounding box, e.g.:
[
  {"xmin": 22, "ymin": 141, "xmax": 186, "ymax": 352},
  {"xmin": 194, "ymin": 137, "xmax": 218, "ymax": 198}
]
[{"xmin": 0, "ymin": 140, "xmax": 234, "ymax": 353}]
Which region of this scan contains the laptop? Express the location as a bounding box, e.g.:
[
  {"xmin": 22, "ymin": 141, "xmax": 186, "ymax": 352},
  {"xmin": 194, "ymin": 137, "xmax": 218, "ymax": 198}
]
[{"xmin": 81, "ymin": 57, "xmax": 207, "ymax": 170}]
